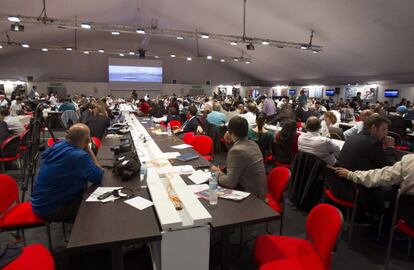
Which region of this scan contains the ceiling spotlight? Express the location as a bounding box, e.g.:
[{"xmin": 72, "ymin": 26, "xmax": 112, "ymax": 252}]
[
  {"xmin": 111, "ymin": 31, "xmax": 120, "ymax": 35},
  {"xmin": 11, "ymin": 23, "xmax": 24, "ymax": 32},
  {"xmin": 136, "ymin": 29, "xmax": 146, "ymax": 34},
  {"xmin": 21, "ymin": 44, "xmax": 30, "ymax": 48},
  {"xmin": 81, "ymin": 23, "xmax": 91, "ymax": 29},
  {"xmin": 119, "ymin": 53, "xmax": 124, "ymax": 56},
  {"xmin": 0, "ymin": 45, "xmax": 3, "ymax": 49},
  {"xmin": 8, "ymin": 16, "xmax": 20, "ymax": 22},
  {"xmin": 233, "ymin": 58, "xmax": 239, "ymax": 62},
  {"xmin": 246, "ymin": 43, "xmax": 255, "ymax": 50},
  {"xmin": 98, "ymin": 49, "xmax": 105, "ymax": 53},
  {"xmin": 65, "ymin": 47, "xmax": 73, "ymax": 51},
  {"xmin": 154, "ymin": 55, "xmax": 160, "ymax": 58},
  {"xmin": 200, "ymin": 33, "xmax": 209, "ymax": 39},
  {"xmin": 262, "ymin": 40, "xmax": 270, "ymax": 45},
  {"xmin": 300, "ymin": 44, "xmax": 308, "ymax": 50},
  {"xmin": 186, "ymin": 57, "xmax": 192, "ymax": 61},
  {"xmin": 129, "ymin": 51, "xmax": 135, "ymax": 55},
  {"xmin": 312, "ymin": 50, "xmax": 319, "ymax": 54},
  {"xmin": 220, "ymin": 59, "xmax": 226, "ymax": 62},
  {"xmin": 170, "ymin": 54, "xmax": 176, "ymax": 58},
  {"xmin": 245, "ymin": 61, "xmax": 251, "ymax": 64},
  {"xmin": 207, "ymin": 55, "xmax": 212, "ymax": 60},
  {"xmin": 230, "ymin": 42, "xmax": 238, "ymax": 46},
  {"xmin": 176, "ymin": 36, "xmax": 184, "ymax": 40},
  {"xmin": 41, "ymin": 48, "xmax": 48, "ymax": 52},
  {"xmin": 83, "ymin": 51, "xmax": 89, "ymax": 54}
]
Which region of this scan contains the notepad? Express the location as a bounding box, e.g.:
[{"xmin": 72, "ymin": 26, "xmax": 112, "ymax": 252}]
[
  {"xmin": 176, "ymin": 153, "xmax": 199, "ymax": 162},
  {"xmin": 125, "ymin": 196, "xmax": 154, "ymax": 210},
  {"xmin": 188, "ymin": 170, "xmax": 211, "ymax": 184}
]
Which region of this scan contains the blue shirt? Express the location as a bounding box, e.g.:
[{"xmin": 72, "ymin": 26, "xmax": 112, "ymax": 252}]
[
  {"xmin": 31, "ymin": 141, "xmax": 104, "ymax": 215},
  {"xmin": 207, "ymin": 111, "xmax": 227, "ymax": 126}
]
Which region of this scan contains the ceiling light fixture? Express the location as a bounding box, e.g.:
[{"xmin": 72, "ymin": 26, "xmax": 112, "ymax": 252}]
[
  {"xmin": 129, "ymin": 51, "xmax": 135, "ymax": 55},
  {"xmin": 136, "ymin": 29, "xmax": 146, "ymax": 34},
  {"xmin": 176, "ymin": 36, "xmax": 184, "ymax": 40},
  {"xmin": 21, "ymin": 44, "xmax": 30, "ymax": 48},
  {"xmin": 200, "ymin": 33, "xmax": 209, "ymax": 39},
  {"xmin": 83, "ymin": 51, "xmax": 89, "ymax": 54},
  {"xmin": 41, "ymin": 48, "xmax": 48, "ymax": 52},
  {"xmin": 98, "ymin": 49, "xmax": 105, "ymax": 53},
  {"xmin": 207, "ymin": 55, "xmax": 212, "ymax": 60},
  {"xmin": 154, "ymin": 55, "xmax": 160, "ymax": 58},
  {"xmin": 170, "ymin": 54, "xmax": 176, "ymax": 58},
  {"xmin": 245, "ymin": 61, "xmax": 251, "ymax": 64},
  {"xmin": 65, "ymin": 47, "xmax": 73, "ymax": 51},
  {"xmin": 230, "ymin": 42, "xmax": 238, "ymax": 46},
  {"xmin": 220, "ymin": 59, "xmax": 226, "ymax": 62},
  {"xmin": 262, "ymin": 40, "xmax": 270, "ymax": 45},
  {"xmin": 111, "ymin": 31, "xmax": 120, "ymax": 35},
  {"xmin": 300, "ymin": 45, "xmax": 308, "ymax": 50},
  {"xmin": 233, "ymin": 58, "xmax": 239, "ymax": 62},
  {"xmin": 8, "ymin": 16, "xmax": 20, "ymax": 22},
  {"xmin": 186, "ymin": 57, "xmax": 192, "ymax": 61},
  {"xmin": 80, "ymin": 23, "xmax": 91, "ymax": 29},
  {"xmin": 11, "ymin": 23, "xmax": 24, "ymax": 32},
  {"xmin": 312, "ymin": 50, "xmax": 319, "ymax": 54},
  {"xmin": 119, "ymin": 53, "xmax": 124, "ymax": 56},
  {"xmin": 0, "ymin": 45, "xmax": 3, "ymax": 49}
]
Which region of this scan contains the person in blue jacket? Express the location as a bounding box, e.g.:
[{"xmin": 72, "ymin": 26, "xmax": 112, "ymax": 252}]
[{"xmin": 31, "ymin": 123, "xmax": 104, "ymax": 222}]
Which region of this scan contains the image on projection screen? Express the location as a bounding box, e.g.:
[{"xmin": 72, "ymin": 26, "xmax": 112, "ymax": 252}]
[{"xmin": 108, "ymin": 65, "xmax": 163, "ymax": 82}]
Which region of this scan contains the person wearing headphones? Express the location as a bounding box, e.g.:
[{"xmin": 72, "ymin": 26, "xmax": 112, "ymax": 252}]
[{"xmin": 31, "ymin": 123, "xmax": 104, "ymax": 222}]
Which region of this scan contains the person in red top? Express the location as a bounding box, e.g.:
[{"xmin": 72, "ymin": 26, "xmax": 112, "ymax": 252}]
[
  {"xmin": 273, "ymin": 119, "xmax": 300, "ymax": 164},
  {"xmin": 138, "ymin": 99, "xmax": 151, "ymax": 115}
]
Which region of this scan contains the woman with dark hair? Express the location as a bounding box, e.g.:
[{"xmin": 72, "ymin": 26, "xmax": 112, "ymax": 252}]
[
  {"xmin": 166, "ymin": 106, "xmax": 181, "ymax": 124},
  {"xmin": 85, "ymin": 102, "xmax": 110, "ymax": 140},
  {"xmin": 248, "ymin": 113, "xmax": 274, "ymax": 157},
  {"xmin": 273, "ymin": 119, "xmax": 299, "ymax": 164}
]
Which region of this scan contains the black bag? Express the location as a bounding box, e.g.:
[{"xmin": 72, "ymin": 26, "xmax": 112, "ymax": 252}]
[
  {"xmin": 113, "ymin": 151, "xmax": 141, "ymax": 181},
  {"xmin": 0, "ymin": 243, "xmax": 22, "ymax": 268}
]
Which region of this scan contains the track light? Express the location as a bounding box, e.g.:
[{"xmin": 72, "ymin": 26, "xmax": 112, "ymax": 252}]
[
  {"xmin": 207, "ymin": 55, "xmax": 212, "ymax": 60},
  {"xmin": 200, "ymin": 33, "xmax": 209, "ymax": 39},
  {"xmin": 220, "ymin": 59, "xmax": 226, "ymax": 62},
  {"xmin": 262, "ymin": 40, "xmax": 270, "ymax": 45},
  {"xmin": 119, "ymin": 53, "xmax": 124, "ymax": 56},
  {"xmin": 300, "ymin": 45, "xmax": 308, "ymax": 50},
  {"xmin": 245, "ymin": 61, "xmax": 251, "ymax": 64},
  {"xmin": 246, "ymin": 43, "xmax": 255, "ymax": 50},
  {"xmin": 0, "ymin": 45, "xmax": 3, "ymax": 49},
  {"xmin": 154, "ymin": 55, "xmax": 160, "ymax": 58},
  {"xmin": 176, "ymin": 36, "xmax": 184, "ymax": 40},
  {"xmin": 230, "ymin": 42, "xmax": 238, "ymax": 46},
  {"xmin": 170, "ymin": 54, "xmax": 176, "ymax": 58},
  {"xmin": 129, "ymin": 51, "xmax": 135, "ymax": 55},
  {"xmin": 312, "ymin": 50, "xmax": 319, "ymax": 54},
  {"xmin": 83, "ymin": 51, "xmax": 89, "ymax": 54},
  {"xmin": 111, "ymin": 31, "xmax": 120, "ymax": 35},
  {"xmin": 136, "ymin": 29, "xmax": 146, "ymax": 34},
  {"xmin": 11, "ymin": 23, "xmax": 24, "ymax": 32},
  {"xmin": 81, "ymin": 23, "xmax": 91, "ymax": 29},
  {"xmin": 21, "ymin": 44, "xmax": 30, "ymax": 48},
  {"xmin": 233, "ymin": 58, "xmax": 239, "ymax": 62},
  {"xmin": 98, "ymin": 49, "xmax": 105, "ymax": 53},
  {"xmin": 186, "ymin": 57, "xmax": 192, "ymax": 61},
  {"xmin": 41, "ymin": 48, "xmax": 48, "ymax": 52},
  {"xmin": 8, "ymin": 16, "xmax": 20, "ymax": 22},
  {"xmin": 65, "ymin": 47, "xmax": 73, "ymax": 51}
]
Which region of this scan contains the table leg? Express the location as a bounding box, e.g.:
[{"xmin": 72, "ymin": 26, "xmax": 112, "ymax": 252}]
[
  {"xmin": 220, "ymin": 230, "xmax": 231, "ymax": 270},
  {"xmin": 111, "ymin": 245, "xmax": 124, "ymax": 270}
]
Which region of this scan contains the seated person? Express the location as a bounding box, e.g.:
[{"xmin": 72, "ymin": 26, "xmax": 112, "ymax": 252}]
[
  {"xmin": 166, "ymin": 107, "xmax": 181, "ymax": 124},
  {"xmin": 175, "ymin": 105, "xmax": 202, "ymax": 134},
  {"xmin": 248, "ymin": 113, "xmax": 274, "ymax": 157},
  {"xmin": 273, "ymin": 119, "xmax": 299, "ymax": 164},
  {"xmin": 388, "ymin": 105, "xmax": 413, "ymax": 138},
  {"xmin": 31, "ymin": 124, "xmax": 104, "ymax": 222},
  {"xmin": 149, "ymin": 100, "xmax": 167, "ymax": 118},
  {"xmin": 207, "ymin": 102, "xmax": 227, "ymax": 127},
  {"xmin": 239, "ymin": 102, "xmax": 257, "ymax": 127},
  {"xmin": 298, "ymin": 116, "xmax": 340, "ymax": 166},
  {"xmin": 10, "ymin": 96, "xmax": 24, "ymax": 116},
  {"xmin": 320, "ymin": 111, "xmax": 338, "ymax": 137},
  {"xmin": 344, "ymin": 109, "xmax": 373, "ymax": 140},
  {"xmin": 138, "ymin": 98, "xmax": 151, "ymax": 115},
  {"xmin": 85, "ymin": 102, "xmax": 111, "ymax": 140},
  {"xmin": 0, "ymin": 109, "xmax": 12, "ymax": 145},
  {"xmin": 211, "ymin": 116, "xmax": 266, "ymax": 200},
  {"xmin": 58, "ymin": 98, "xmax": 76, "ymax": 112},
  {"xmin": 0, "ymin": 95, "xmax": 8, "ymax": 108},
  {"xmin": 336, "ymin": 153, "xmax": 414, "ymax": 227},
  {"xmin": 1, "ymin": 109, "xmax": 25, "ymax": 136}
]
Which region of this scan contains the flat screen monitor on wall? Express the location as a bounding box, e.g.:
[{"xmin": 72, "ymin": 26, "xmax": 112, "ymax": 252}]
[
  {"xmin": 384, "ymin": 89, "xmax": 399, "ymax": 98},
  {"xmin": 325, "ymin": 89, "xmax": 335, "ymax": 96},
  {"xmin": 289, "ymin": 89, "xmax": 296, "ymax": 95},
  {"xmin": 108, "ymin": 58, "xmax": 163, "ymax": 83}
]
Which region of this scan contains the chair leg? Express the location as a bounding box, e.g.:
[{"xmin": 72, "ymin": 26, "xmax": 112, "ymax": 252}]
[
  {"xmin": 377, "ymin": 214, "xmax": 384, "ymax": 242},
  {"xmin": 348, "ymin": 206, "xmax": 358, "ymax": 247},
  {"xmin": 46, "ymin": 223, "xmax": 53, "ymax": 252}
]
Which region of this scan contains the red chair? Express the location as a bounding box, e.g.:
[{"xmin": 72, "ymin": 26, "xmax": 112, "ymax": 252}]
[
  {"xmin": 91, "ymin": 137, "xmax": 102, "ymax": 150},
  {"xmin": 0, "ymin": 174, "xmax": 52, "ymax": 250},
  {"xmin": 192, "ymin": 135, "xmax": 213, "ymax": 161},
  {"xmin": 0, "ymin": 136, "xmax": 21, "ymax": 172},
  {"xmin": 2, "ymin": 244, "xmax": 55, "ymax": 270},
  {"xmin": 265, "ymin": 167, "xmax": 290, "ymax": 234},
  {"xmin": 254, "ymin": 203, "xmax": 343, "ymax": 270},
  {"xmin": 388, "ymin": 131, "xmax": 410, "ymax": 151},
  {"xmin": 296, "ymin": 121, "xmax": 302, "ymax": 130},
  {"xmin": 47, "ymin": 138, "xmax": 60, "ymax": 147},
  {"xmin": 19, "ymin": 129, "xmax": 30, "ymax": 151},
  {"xmin": 169, "ymin": 120, "xmax": 182, "ymax": 129},
  {"xmin": 182, "ymin": 132, "xmax": 195, "ymax": 145}
]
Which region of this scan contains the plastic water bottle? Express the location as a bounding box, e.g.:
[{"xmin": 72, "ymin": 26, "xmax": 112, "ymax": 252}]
[
  {"xmin": 140, "ymin": 162, "xmax": 148, "ymax": 188},
  {"xmin": 209, "ymin": 173, "xmax": 218, "ymax": 207},
  {"xmin": 167, "ymin": 123, "xmax": 172, "ymax": 136},
  {"xmin": 150, "ymin": 116, "xmax": 154, "ymax": 128}
]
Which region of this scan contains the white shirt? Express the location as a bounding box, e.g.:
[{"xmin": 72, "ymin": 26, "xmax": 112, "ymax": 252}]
[
  {"xmin": 343, "ymin": 122, "xmax": 364, "ymax": 140},
  {"xmin": 0, "ymin": 99, "xmax": 8, "ymax": 108},
  {"xmin": 10, "ymin": 100, "xmax": 22, "ymax": 116},
  {"xmin": 331, "ymin": 110, "xmax": 342, "ymax": 123},
  {"xmin": 49, "ymin": 96, "xmax": 58, "ymax": 106},
  {"xmin": 240, "ymin": 112, "xmax": 256, "ymax": 127},
  {"xmin": 298, "ymin": 131, "xmax": 341, "ymax": 166},
  {"xmin": 4, "ymin": 116, "xmax": 25, "ymax": 135}
]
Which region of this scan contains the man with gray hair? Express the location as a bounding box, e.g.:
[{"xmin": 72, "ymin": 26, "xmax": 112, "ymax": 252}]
[{"xmin": 31, "ymin": 123, "xmax": 104, "ymax": 222}]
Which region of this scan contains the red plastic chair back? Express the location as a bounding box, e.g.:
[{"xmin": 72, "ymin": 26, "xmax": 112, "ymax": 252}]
[
  {"xmin": 267, "ymin": 167, "xmax": 290, "ymax": 213},
  {"xmin": 0, "ymin": 174, "xmax": 19, "ymax": 214},
  {"xmin": 1, "ymin": 136, "xmax": 21, "ymax": 158},
  {"xmin": 192, "ymin": 135, "xmax": 213, "ymax": 156},
  {"xmin": 47, "ymin": 138, "xmax": 60, "ymax": 147},
  {"xmin": 19, "ymin": 129, "xmax": 30, "ymax": 148},
  {"xmin": 169, "ymin": 120, "xmax": 182, "ymax": 129},
  {"xmin": 296, "ymin": 121, "xmax": 302, "ymax": 129},
  {"xmin": 182, "ymin": 132, "xmax": 195, "ymax": 145},
  {"xmin": 355, "ymin": 115, "xmax": 361, "ymax": 122},
  {"xmin": 91, "ymin": 137, "xmax": 102, "ymax": 149},
  {"xmin": 306, "ymin": 203, "xmax": 343, "ymax": 269}
]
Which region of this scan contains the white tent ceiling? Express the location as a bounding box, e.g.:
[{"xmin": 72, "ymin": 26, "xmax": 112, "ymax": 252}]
[{"xmin": 1, "ymin": 0, "xmax": 414, "ymax": 85}]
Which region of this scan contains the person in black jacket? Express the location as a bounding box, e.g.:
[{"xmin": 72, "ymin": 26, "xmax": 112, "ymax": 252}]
[
  {"xmin": 328, "ymin": 114, "xmax": 398, "ymax": 213},
  {"xmin": 85, "ymin": 102, "xmax": 110, "ymax": 140},
  {"xmin": 388, "ymin": 105, "xmax": 413, "ymax": 138},
  {"xmin": 149, "ymin": 100, "xmax": 167, "ymax": 118}
]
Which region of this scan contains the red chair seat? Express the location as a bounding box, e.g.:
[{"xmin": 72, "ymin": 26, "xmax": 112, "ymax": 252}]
[
  {"xmin": 266, "ymin": 193, "xmax": 282, "ymax": 213},
  {"xmin": 395, "ymin": 219, "xmax": 414, "ymax": 238},
  {"xmin": 324, "ymin": 188, "xmax": 353, "ymax": 208},
  {"xmin": 259, "ymin": 254, "xmax": 325, "ymax": 270},
  {"xmin": 0, "ymin": 202, "xmax": 44, "ymax": 229},
  {"xmin": 0, "ymin": 153, "xmax": 21, "ymax": 162},
  {"xmin": 3, "ymin": 244, "xmax": 55, "ymax": 270},
  {"xmin": 255, "ymin": 235, "xmax": 322, "ymax": 266}
]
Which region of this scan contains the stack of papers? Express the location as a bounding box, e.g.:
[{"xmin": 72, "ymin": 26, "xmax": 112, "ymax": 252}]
[
  {"xmin": 171, "ymin": 144, "xmax": 193, "ymax": 149},
  {"xmin": 156, "ymin": 165, "xmax": 195, "ymax": 175},
  {"xmin": 187, "ymin": 184, "xmax": 209, "ymax": 194},
  {"xmin": 160, "ymin": 152, "xmax": 180, "ymax": 159},
  {"xmin": 188, "ymin": 170, "xmax": 211, "ymax": 184}
]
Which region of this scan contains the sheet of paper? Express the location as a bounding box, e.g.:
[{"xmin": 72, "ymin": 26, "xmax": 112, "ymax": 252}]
[
  {"xmin": 161, "ymin": 152, "xmax": 180, "ymax": 159},
  {"xmin": 124, "ymin": 196, "xmax": 154, "ymax": 210},
  {"xmin": 187, "ymin": 184, "xmax": 209, "ymax": 194},
  {"xmin": 171, "ymin": 144, "xmax": 193, "ymax": 149},
  {"xmin": 86, "ymin": 187, "xmax": 123, "ymax": 202},
  {"xmin": 188, "ymin": 170, "xmax": 211, "ymax": 184},
  {"xmin": 156, "ymin": 165, "xmax": 195, "ymax": 175}
]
